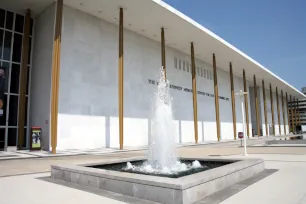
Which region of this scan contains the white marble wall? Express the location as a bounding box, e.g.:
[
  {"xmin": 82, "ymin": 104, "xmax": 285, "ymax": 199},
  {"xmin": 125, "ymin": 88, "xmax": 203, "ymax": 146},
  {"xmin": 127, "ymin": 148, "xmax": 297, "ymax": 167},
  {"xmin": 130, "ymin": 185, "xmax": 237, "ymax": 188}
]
[
  {"xmin": 56, "ymin": 6, "xmax": 254, "ymax": 150},
  {"xmin": 30, "ymin": 4, "xmax": 55, "ymax": 150}
]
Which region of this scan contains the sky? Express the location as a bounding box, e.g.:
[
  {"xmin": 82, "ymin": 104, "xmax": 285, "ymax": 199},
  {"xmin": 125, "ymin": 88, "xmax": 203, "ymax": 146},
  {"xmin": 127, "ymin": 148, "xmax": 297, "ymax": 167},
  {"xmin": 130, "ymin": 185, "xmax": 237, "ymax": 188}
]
[{"xmin": 164, "ymin": 0, "xmax": 306, "ymax": 91}]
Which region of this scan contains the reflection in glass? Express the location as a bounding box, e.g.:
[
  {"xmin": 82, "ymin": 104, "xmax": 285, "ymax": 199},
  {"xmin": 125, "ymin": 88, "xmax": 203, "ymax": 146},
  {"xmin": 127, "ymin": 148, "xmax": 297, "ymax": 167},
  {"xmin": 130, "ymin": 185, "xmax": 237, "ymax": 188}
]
[
  {"xmin": 28, "ymin": 37, "xmax": 32, "ymax": 64},
  {"xmin": 23, "ymin": 128, "xmax": 28, "ymax": 148},
  {"xmin": 8, "ymin": 128, "xmax": 17, "ymax": 146},
  {"xmin": 3, "ymin": 31, "xmax": 12, "ymax": 61},
  {"xmin": 30, "ymin": 19, "xmax": 34, "ymax": 36},
  {"xmin": 0, "ymin": 95, "xmax": 7, "ymax": 126},
  {"xmin": 8, "ymin": 95, "xmax": 18, "ymax": 126},
  {"xmin": 24, "ymin": 97, "xmax": 28, "ymax": 126},
  {"xmin": 10, "ymin": 64, "xmax": 20, "ymax": 94},
  {"xmin": 0, "ymin": 9, "xmax": 5, "ymax": 28},
  {"xmin": 1, "ymin": 62, "xmax": 10, "ymax": 93},
  {"xmin": 0, "ymin": 29, "xmax": 3, "ymax": 59},
  {"xmin": 5, "ymin": 11, "xmax": 13, "ymax": 30},
  {"xmin": 26, "ymin": 66, "xmax": 30, "ymax": 95},
  {"xmin": 12, "ymin": 33, "xmax": 22, "ymax": 63},
  {"xmin": 0, "ymin": 128, "xmax": 5, "ymax": 149},
  {"xmin": 14, "ymin": 14, "xmax": 24, "ymax": 33}
]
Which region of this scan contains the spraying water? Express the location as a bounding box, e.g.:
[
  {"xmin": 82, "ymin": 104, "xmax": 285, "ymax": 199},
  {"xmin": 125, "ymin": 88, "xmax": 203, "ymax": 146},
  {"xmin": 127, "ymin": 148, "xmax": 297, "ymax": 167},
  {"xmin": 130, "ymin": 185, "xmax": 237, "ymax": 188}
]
[
  {"xmin": 124, "ymin": 67, "xmax": 203, "ymax": 175},
  {"xmin": 147, "ymin": 67, "xmax": 177, "ymax": 169}
]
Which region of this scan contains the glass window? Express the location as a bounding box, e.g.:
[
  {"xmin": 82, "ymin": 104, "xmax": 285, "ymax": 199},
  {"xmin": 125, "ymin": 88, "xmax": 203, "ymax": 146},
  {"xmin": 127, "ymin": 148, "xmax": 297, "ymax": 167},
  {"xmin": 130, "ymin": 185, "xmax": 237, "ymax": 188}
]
[
  {"xmin": 28, "ymin": 37, "xmax": 32, "ymax": 64},
  {"xmin": 30, "ymin": 19, "xmax": 34, "ymax": 36},
  {"xmin": 179, "ymin": 59, "xmax": 181, "ymax": 70},
  {"xmin": 1, "ymin": 62, "xmax": 10, "ymax": 93},
  {"xmin": 14, "ymin": 14, "xmax": 24, "ymax": 33},
  {"xmin": 24, "ymin": 97, "xmax": 28, "ymax": 126},
  {"xmin": 5, "ymin": 11, "xmax": 13, "ymax": 30},
  {"xmin": 174, "ymin": 58, "xmax": 177, "ymax": 68},
  {"xmin": 204, "ymin": 69, "xmax": 206, "ymax": 78},
  {"xmin": 26, "ymin": 66, "xmax": 30, "ymax": 95},
  {"xmin": 186, "ymin": 63, "xmax": 189, "ymax": 72},
  {"xmin": 8, "ymin": 95, "xmax": 18, "ymax": 126},
  {"xmin": 3, "ymin": 31, "xmax": 12, "ymax": 61},
  {"xmin": 8, "ymin": 128, "xmax": 17, "ymax": 146},
  {"xmin": 183, "ymin": 61, "xmax": 185, "ymax": 71},
  {"xmin": 10, "ymin": 63, "xmax": 20, "ymax": 94},
  {"xmin": 197, "ymin": 67, "xmax": 199, "ymax": 76},
  {"xmin": 210, "ymin": 71, "xmax": 213, "ymax": 80},
  {"xmin": 0, "ymin": 29, "xmax": 3, "ymax": 59},
  {"xmin": 23, "ymin": 128, "xmax": 28, "ymax": 147},
  {"xmin": 12, "ymin": 33, "xmax": 23, "ymax": 63},
  {"xmin": 0, "ymin": 129, "xmax": 5, "ymax": 149},
  {"xmin": 0, "ymin": 9, "xmax": 5, "ymax": 28},
  {"xmin": 201, "ymin": 68, "xmax": 203, "ymax": 77},
  {"xmin": 0, "ymin": 95, "xmax": 7, "ymax": 126}
]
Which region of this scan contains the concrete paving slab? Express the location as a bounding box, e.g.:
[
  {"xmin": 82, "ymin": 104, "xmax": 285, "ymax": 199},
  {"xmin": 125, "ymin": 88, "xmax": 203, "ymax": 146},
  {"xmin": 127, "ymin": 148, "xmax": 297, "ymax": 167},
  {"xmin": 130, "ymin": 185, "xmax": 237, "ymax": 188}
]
[
  {"xmin": 220, "ymin": 155, "xmax": 306, "ymax": 204},
  {"xmin": 0, "ymin": 173, "xmax": 126, "ymax": 204}
]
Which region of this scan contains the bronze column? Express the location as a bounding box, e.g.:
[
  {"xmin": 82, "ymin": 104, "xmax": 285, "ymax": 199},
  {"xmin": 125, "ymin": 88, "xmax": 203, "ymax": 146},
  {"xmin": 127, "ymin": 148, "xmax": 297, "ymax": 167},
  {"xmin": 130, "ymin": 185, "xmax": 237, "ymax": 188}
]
[
  {"xmin": 293, "ymin": 97, "xmax": 298, "ymax": 127},
  {"xmin": 290, "ymin": 95, "xmax": 295, "ymax": 132},
  {"xmin": 51, "ymin": 0, "xmax": 63, "ymax": 154},
  {"xmin": 286, "ymin": 92, "xmax": 290, "ymax": 132},
  {"xmin": 213, "ymin": 54, "xmax": 221, "ymax": 141},
  {"xmin": 191, "ymin": 43, "xmax": 198, "ymax": 143},
  {"xmin": 276, "ymin": 87, "xmax": 281, "ymax": 135},
  {"xmin": 297, "ymin": 99, "xmax": 301, "ymax": 125},
  {"xmin": 18, "ymin": 9, "xmax": 31, "ymax": 149},
  {"xmin": 269, "ymin": 84, "xmax": 275, "ymax": 135},
  {"xmin": 253, "ymin": 75, "xmax": 260, "ymax": 136},
  {"xmin": 262, "ymin": 80, "xmax": 268, "ymax": 136},
  {"xmin": 243, "ymin": 70, "xmax": 250, "ymax": 137},
  {"xmin": 229, "ymin": 63, "xmax": 236, "ymax": 140},
  {"xmin": 118, "ymin": 8, "xmax": 124, "ymax": 149},
  {"xmin": 281, "ymin": 90, "xmax": 286, "ymax": 135}
]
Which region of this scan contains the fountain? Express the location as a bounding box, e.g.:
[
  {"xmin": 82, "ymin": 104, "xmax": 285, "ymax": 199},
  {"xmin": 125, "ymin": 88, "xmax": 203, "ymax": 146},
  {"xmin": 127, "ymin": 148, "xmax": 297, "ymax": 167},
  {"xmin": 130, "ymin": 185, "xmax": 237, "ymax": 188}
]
[
  {"xmin": 117, "ymin": 67, "xmax": 208, "ymax": 177},
  {"xmin": 51, "ymin": 67, "xmax": 265, "ymax": 204}
]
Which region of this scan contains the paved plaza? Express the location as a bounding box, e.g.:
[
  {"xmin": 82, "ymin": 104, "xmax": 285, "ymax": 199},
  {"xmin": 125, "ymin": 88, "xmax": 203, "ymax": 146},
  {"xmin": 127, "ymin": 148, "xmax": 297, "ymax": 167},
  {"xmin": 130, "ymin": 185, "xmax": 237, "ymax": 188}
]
[{"xmin": 1, "ymin": 137, "xmax": 306, "ymax": 204}]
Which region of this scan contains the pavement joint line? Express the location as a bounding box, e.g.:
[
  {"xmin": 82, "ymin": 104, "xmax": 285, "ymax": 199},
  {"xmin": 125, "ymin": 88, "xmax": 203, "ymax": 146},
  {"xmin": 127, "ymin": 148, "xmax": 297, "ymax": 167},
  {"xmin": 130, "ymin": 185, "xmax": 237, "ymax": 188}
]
[
  {"xmin": 0, "ymin": 171, "xmax": 50, "ymax": 178},
  {"xmin": 247, "ymin": 153, "xmax": 306, "ymax": 155},
  {"xmin": 196, "ymin": 169, "xmax": 278, "ymax": 204},
  {"xmin": 264, "ymin": 160, "xmax": 306, "ymax": 163},
  {"xmin": 39, "ymin": 176, "xmax": 159, "ymax": 204}
]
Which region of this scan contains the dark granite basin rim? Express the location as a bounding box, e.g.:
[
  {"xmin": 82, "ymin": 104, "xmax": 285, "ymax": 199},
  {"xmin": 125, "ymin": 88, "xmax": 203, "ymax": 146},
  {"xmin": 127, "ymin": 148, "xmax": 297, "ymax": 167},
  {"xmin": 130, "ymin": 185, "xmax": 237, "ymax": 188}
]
[{"xmin": 51, "ymin": 157, "xmax": 263, "ymax": 190}]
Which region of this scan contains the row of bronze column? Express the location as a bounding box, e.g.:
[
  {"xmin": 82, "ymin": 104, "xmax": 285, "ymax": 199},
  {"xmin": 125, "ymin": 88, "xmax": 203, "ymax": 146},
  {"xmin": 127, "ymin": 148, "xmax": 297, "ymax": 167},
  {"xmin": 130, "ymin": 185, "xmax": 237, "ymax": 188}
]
[
  {"xmin": 115, "ymin": 8, "xmax": 302, "ymax": 149},
  {"xmin": 254, "ymin": 78, "xmax": 301, "ymax": 136},
  {"xmin": 228, "ymin": 70, "xmax": 299, "ymax": 138},
  {"xmin": 116, "ymin": 8, "xmax": 223, "ymax": 147},
  {"xmin": 49, "ymin": 3, "xmax": 301, "ymax": 153}
]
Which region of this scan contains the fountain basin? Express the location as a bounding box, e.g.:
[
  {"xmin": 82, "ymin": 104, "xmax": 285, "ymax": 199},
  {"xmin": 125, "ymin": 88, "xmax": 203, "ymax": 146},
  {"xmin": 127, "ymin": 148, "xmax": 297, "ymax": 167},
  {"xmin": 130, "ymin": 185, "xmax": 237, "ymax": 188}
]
[
  {"xmin": 51, "ymin": 157, "xmax": 264, "ymax": 204},
  {"xmin": 88, "ymin": 159, "xmax": 234, "ymax": 178}
]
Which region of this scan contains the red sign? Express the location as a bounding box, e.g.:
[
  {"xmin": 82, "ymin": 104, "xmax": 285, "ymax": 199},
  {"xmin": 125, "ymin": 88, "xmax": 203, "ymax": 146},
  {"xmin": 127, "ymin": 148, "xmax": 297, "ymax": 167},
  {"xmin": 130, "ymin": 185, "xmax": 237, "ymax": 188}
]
[{"xmin": 238, "ymin": 132, "xmax": 244, "ymax": 139}]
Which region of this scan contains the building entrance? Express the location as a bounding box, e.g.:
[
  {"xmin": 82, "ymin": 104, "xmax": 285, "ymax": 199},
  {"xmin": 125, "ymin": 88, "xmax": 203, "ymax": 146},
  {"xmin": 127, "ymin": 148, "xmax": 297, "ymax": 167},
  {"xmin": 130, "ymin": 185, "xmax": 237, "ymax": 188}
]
[{"xmin": 0, "ymin": 8, "xmax": 33, "ymax": 150}]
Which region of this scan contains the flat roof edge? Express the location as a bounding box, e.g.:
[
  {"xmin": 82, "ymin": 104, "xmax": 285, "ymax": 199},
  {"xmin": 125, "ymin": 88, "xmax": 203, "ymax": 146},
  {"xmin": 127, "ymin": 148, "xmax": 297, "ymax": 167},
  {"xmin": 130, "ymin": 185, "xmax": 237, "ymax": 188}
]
[{"xmin": 152, "ymin": 0, "xmax": 305, "ymax": 98}]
